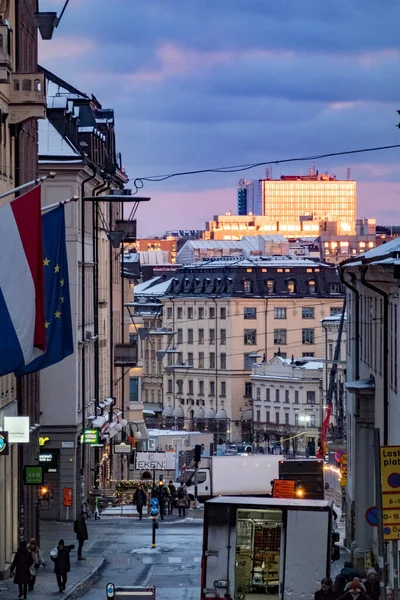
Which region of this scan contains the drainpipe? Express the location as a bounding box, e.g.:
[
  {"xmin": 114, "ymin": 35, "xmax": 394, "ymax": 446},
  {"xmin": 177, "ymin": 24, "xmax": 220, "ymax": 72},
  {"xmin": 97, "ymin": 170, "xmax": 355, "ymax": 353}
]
[
  {"xmin": 340, "ymin": 269, "xmax": 360, "ymax": 381},
  {"xmin": 213, "ymin": 297, "xmax": 218, "ymax": 417},
  {"xmin": 91, "ymin": 177, "xmax": 109, "ymax": 488},
  {"xmin": 80, "ymin": 166, "xmax": 97, "ymax": 487},
  {"xmin": 360, "ymin": 267, "xmax": 389, "ymax": 445}
]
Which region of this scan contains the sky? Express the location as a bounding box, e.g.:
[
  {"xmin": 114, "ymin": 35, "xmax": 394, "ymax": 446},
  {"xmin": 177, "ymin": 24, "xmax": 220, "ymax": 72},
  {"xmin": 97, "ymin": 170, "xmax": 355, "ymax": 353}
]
[{"xmin": 39, "ymin": 0, "xmax": 400, "ymax": 236}]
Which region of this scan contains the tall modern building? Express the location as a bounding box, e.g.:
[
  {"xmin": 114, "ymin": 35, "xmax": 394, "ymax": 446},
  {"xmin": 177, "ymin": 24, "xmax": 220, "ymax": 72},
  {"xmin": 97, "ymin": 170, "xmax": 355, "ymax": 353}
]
[{"xmin": 234, "ymin": 172, "xmax": 356, "ymax": 237}]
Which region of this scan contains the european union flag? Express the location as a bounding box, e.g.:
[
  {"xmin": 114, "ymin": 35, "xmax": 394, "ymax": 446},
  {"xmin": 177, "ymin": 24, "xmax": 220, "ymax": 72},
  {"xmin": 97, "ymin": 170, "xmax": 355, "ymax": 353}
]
[{"xmin": 15, "ymin": 205, "xmax": 73, "ymax": 375}]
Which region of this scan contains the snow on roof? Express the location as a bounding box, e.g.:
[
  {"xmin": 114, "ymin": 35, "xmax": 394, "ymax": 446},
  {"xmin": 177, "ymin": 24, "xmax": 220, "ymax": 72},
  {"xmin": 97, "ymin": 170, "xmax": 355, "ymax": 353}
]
[
  {"xmin": 38, "ymin": 119, "xmax": 81, "ymax": 158},
  {"xmin": 134, "ymin": 277, "xmax": 172, "ymax": 297},
  {"xmin": 321, "ymin": 313, "xmax": 346, "ymax": 323},
  {"xmin": 181, "ymin": 255, "xmax": 325, "ymax": 269}
]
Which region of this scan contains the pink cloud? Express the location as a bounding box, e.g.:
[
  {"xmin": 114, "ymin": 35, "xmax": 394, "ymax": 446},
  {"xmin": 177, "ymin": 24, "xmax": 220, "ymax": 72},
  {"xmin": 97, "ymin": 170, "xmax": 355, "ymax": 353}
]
[{"xmin": 39, "ymin": 36, "xmax": 96, "ymax": 61}]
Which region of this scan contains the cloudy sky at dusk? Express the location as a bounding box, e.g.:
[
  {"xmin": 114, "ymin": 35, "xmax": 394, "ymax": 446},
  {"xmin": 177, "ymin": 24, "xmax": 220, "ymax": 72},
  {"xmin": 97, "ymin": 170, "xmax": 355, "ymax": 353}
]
[{"xmin": 40, "ymin": 1, "xmax": 400, "ymax": 235}]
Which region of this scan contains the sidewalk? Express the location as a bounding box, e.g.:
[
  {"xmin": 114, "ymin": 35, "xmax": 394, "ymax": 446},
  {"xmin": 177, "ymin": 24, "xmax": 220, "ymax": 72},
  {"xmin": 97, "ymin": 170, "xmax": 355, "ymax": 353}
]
[
  {"xmin": 101, "ymin": 505, "xmax": 204, "ymax": 519},
  {"xmin": 0, "ymin": 521, "xmax": 104, "ymax": 600}
]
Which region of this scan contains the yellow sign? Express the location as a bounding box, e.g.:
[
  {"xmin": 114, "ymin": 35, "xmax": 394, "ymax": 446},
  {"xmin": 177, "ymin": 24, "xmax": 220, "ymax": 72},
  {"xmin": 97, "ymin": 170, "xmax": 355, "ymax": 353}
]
[
  {"xmin": 340, "ymin": 453, "xmax": 348, "ymax": 487},
  {"xmin": 380, "ymin": 446, "xmax": 400, "ymax": 540},
  {"xmin": 39, "ymin": 436, "xmax": 50, "ymax": 446}
]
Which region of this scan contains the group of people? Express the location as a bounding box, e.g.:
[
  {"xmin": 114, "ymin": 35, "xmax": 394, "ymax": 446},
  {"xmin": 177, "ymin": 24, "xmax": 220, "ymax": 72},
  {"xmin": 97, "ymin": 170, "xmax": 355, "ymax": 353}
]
[
  {"xmin": 132, "ymin": 481, "xmax": 191, "ymax": 520},
  {"xmin": 10, "ymin": 512, "xmax": 89, "ymax": 598},
  {"xmin": 10, "ymin": 539, "xmax": 45, "ymax": 599},
  {"xmin": 315, "ymin": 562, "xmax": 392, "ymax": 600}
]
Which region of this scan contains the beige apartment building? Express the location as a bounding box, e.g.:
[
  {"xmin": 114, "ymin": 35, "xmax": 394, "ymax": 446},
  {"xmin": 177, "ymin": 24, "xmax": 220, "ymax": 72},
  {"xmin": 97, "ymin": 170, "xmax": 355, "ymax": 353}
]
[{"xmin": 159, "ymin": 256, "xmax": 344, "ymax": 441}]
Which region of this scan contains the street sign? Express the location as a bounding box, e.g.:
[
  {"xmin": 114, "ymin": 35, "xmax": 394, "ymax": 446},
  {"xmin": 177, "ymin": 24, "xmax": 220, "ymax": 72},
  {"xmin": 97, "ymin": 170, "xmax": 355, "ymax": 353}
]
[
  {"xmin": 150, "ymin": 497, "xmax": 159, "ymax": 516},
  {"xmin": 136, "ymin": 452, "xmax": 167, "ymax": 470},
  {"xmin": 63, "ymin": 487, "xmax": 73, "ymax": 507},
  {"xmin": 114, "ymin": 443, "xmax": 132, "ymax": 454},
  {"xmin": 380, "ymin": 446, "xmax": 400, "ymax": 540},
  {"xmin": 273, "ymin": 479, "xmax": 295, "ymax": 499},
  {"xmin": 105, "ymin": 585, "xmax": 156, "ymax": 599},
  {"xmin": 4, "ymin": 416, "xmax": 30, "ymax": 443},
  {"xmin": 340, "ymin": 452, "xmax": 348, "ymax": 487},
  {"xmin": 365, "ymin": 506, "xmax": 378, "ymax": 526}
]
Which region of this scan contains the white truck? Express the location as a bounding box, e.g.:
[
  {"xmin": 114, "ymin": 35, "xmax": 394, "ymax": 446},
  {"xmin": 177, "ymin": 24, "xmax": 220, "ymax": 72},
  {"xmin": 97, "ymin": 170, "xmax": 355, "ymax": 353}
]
[
  {"xmin": 182, "ymin": 455, "xmax": 280, "ymax": 501},
  {"xmin": 201, "ymin": 496, "xmax": 335, "ymax": 600}
]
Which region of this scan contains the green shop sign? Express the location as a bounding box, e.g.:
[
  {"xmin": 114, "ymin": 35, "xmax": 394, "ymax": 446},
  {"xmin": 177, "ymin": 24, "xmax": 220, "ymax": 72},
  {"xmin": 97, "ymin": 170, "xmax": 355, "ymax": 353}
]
[
  {"xmin": 83, "ymin": 429, "xmax": 99, "ymax": 445},
  {"xmin": 24, "ymin": 465, "xmax": 44, "ymax": 485}
]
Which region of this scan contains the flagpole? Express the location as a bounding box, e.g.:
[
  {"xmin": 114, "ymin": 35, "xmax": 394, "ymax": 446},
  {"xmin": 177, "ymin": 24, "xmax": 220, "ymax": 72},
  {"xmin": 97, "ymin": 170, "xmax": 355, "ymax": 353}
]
[
  {"xmin": 41, "ymin": 196, "xmax": 79, "ymax": 213},
  {"xmin": 0, "ymin": 172, "xmax": 56, "ymax": 201}
]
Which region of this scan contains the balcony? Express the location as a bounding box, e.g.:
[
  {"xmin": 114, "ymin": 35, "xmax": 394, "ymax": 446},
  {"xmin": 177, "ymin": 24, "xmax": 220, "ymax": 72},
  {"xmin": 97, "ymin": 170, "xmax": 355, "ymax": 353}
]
[
  {"xmin": 116, "ymin": 220, "xmax": 137, "ymax": 242},
  {"xmin": 9, "ymin": 73, "xmax": 46, "ymax": 125},
  {"xmin": 114, "ymin": 342, "xmax": 138, "ymax": 367}
]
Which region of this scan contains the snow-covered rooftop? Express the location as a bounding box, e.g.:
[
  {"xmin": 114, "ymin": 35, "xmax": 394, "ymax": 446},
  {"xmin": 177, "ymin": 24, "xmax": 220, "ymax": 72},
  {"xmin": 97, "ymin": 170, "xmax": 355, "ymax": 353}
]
[{"xmin": 38, "ymin": 119, "xmax": 81, "ymax": 158}]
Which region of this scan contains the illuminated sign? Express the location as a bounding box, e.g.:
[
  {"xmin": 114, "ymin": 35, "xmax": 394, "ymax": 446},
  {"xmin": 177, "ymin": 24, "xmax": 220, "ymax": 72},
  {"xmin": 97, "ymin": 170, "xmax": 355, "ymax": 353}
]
[
  {"xmin": 0, "ymin": 431, "xmax": 9, "ymax": 456},
  {"xmin": 39, "ymin": 436, "xmax": 50, "ymax": 446},
  {"xmin": 24, "ymin": 466, "xmax": 44, "ymax": 485},
  {"xmin": 4, "ymin": 416, "xmax": 30, "ymax": 443},
  {"xmin": 83, "ymin": 429, "xmax": 99, "ymax": 445}
]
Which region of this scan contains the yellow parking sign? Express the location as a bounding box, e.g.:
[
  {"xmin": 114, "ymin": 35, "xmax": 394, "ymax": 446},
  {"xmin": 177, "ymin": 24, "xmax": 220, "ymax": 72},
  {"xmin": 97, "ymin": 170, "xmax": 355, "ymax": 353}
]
[{"xmin": 380, "ymin": 446, "xmax": 400, "ymax": 540}]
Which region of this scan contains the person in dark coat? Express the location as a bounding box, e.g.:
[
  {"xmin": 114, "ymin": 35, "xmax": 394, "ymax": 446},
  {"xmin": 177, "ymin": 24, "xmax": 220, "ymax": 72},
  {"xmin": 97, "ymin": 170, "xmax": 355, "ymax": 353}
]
[
  {"xmin": 334, "ymin": 562, "xmax": 361, "ymax": 597},
  {"xmin": 74, "ymin": 512, "xmax": 88, "ymax": 560},
  {"xmin": 133, "ymin": 485, "xmax": 147, "ymax": 520},
  {"xmin": 338, "ymin": 579, "xmax": 369, "ymax": 600},
  {"xmin": 176, "ymin": 482, "xmax": 190, "ymax": 517},
  {"xmin": 10, "ymin": 541, "xmax": 33, "ymax": 599},
  {"xmin": 50, "ymin": 539, "xmax": 75, "ymax": 592},
  {"xmin": 315, "ymin": 578, "xmax": 336, "ymax": 600},
  {"xmin": 364, "ymin": 568, "xmax": 380, "ymax": 600},
  {"xmin": 168, "ymin": 481, "xmax": 176, "ymax": 515}
]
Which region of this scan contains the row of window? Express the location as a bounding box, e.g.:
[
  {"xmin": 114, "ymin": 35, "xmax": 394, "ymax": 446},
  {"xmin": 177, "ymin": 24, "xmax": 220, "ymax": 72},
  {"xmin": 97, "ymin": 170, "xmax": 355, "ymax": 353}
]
[
  {"xmin": 274, "ymin": 306, "xmax": 342, "ymax": 320},
  {"xmin": 168, "ymin": 378, "xmax": 227, "ymax": 397},
  {"xmin": 167, "ymin": 304, "xmax": 341, "ymax": 322},
  {"xmin": 254, "ymin": 410, "xmax": 317, "ymax": 427},
  {"xmin": 255, "ymin": 388, "xmax": 317, "ymax": 404},
  {"xmin": 177, "ymin": 328, "xmax": 227, "ymax": 345},
  {"xmin": 168, "ymin": 352, "xmax": 227, "ymax": 369},
  {"xmin": 167, "ymin": 306, "xmax": 226, "ymax": 320}
]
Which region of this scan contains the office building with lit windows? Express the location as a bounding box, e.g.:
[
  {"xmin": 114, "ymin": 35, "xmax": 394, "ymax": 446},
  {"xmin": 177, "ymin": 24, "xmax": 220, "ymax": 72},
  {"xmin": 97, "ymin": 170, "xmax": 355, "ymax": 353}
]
[{"xmin": 227, "ymin": 172, "xmax": 357, "ymax": 239}]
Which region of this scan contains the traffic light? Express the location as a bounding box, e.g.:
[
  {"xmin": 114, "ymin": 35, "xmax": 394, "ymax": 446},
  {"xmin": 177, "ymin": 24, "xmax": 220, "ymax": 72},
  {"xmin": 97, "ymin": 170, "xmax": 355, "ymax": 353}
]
[{"xmin": 194, "ymin": 444, "xmax": 202, "ymax": 464}]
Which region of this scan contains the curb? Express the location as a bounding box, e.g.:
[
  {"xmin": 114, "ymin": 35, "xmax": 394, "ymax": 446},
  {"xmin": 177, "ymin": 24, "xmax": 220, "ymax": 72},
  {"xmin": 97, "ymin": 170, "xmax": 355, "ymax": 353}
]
[{"xmin": 63, "ymin": 557, "xmax": 105, "ymax": 599}]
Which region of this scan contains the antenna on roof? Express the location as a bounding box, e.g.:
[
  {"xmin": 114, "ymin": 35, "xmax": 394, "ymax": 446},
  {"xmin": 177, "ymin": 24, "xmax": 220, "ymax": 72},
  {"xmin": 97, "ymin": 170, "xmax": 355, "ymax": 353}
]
[
  {"xmin": 265, "ymin": 167, "xmax": 271, "ymax": 180},
  {"xmin": 347, "ymin": 167, "xmax": 351, "ymax": 180}
]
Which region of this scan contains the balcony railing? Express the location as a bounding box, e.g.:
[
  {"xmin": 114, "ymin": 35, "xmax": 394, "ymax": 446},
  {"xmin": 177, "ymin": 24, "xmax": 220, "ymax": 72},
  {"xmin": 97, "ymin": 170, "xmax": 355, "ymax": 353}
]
[{"xmin": 114, "ymin": 342, "xmax": 138, "ymax": 367}]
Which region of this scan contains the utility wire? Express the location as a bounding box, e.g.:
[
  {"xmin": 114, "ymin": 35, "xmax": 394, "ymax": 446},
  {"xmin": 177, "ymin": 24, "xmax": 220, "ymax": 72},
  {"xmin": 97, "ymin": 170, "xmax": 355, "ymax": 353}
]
[{"xmin": 130, "ymin": 143, "xmax": 400, "ymax": 193}]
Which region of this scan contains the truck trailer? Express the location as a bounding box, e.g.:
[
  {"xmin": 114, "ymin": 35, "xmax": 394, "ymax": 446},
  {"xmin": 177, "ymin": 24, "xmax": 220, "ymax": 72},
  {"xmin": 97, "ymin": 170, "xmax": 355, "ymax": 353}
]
[
  {"xmin": 183, "ymin": 455, "xmax": 281, "ymax": 501},
  {"xmin": 201, "ymin": 496, "xmax": 334, "ymax": 600}
]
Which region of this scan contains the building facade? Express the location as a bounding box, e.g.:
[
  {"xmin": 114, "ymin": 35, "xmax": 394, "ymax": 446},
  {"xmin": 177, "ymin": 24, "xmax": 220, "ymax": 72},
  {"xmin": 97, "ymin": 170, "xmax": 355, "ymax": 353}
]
[
  {"xmin": 251, "ymin": 356, "xmax": 323, "ymax": 455},
  {"xmin": 37, "ymin": 67, "xmax": 132, "ymax": 520},
  {"xmin": 0, "ymin": 0, "xmax": 46, "ymax": 576},
  {"xmin": 341, "ymin": 239, "xmax": 400, "ymax": 576},
  {"xmin": 159, "ymin": 256, "xmax": 343, "ymax": 441}
]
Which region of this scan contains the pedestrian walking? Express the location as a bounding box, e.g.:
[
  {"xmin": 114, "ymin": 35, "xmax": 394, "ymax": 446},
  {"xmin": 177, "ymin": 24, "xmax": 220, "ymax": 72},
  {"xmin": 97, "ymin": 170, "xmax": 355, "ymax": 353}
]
[
  {"xmin": 27, "ymin": 538, "xmax": 45, "ymax": 591},
  {"xmin": 177, "ymin": 482, "xmax": 190, "ymax": 518},
  {"xmin": 94, "ymin": 496, "xmax": 101, "ymax": 520},
  {"xmin": 73, "ymin": 511, "xmax": 88, "ymax": 560},
  {"xmin": 168, "ymin": 480, "xmax": 176, "ymax": 515},
  {"xmin": 315, "ymin": 578, "xmax": 336, "ymax": 600},
  {"xmin": 344, "ymin": 579, "xmax": 366, "ymax": 594},
  {"xmin": 157, "ymin": 482, "xmax": 170, "ymax": 520},
  {"xmin": 334, "ymin": 562, "xmax": 361, "ymax": 597},
  {"xmin": 364, "ymin": 568, "xmax": 380, "ymax": 600},
  {"xmin": 386, "ymin": 588, "xmax": 394, "ymax": 600},
  {"xmin": 10, "ymin": 541, "xmax": 33, "ymax": 599},
  {"xmin": 50, "ymin": 539, "xmax": 75, "ymax": 592},
  {"xmin": 338, "ymin": 579, "xmax": 369, "ymax": 600},
  {"xmin": 133, "ymin": 484, "xmax": 147, "ymax": 520}
]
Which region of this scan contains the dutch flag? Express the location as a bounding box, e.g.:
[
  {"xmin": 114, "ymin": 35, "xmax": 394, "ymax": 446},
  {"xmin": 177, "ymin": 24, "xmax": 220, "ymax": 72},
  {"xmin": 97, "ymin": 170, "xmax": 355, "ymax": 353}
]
[{"xmin": 0, "ymin": 187, "xmax": 46, "ymax": 376}]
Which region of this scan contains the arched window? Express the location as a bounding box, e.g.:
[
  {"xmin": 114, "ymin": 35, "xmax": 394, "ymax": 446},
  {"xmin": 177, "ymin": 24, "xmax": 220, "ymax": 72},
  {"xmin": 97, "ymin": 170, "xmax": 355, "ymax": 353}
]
[{"xmin": 287, "ymin": 279, "xmax": 296, "ymax": 294}]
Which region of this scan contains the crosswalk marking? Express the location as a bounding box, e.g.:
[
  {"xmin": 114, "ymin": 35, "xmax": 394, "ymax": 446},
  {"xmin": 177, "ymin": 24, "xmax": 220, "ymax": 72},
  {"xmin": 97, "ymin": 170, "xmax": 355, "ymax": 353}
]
[{"xmin": 168, "ymin": 557, "xmax": 182, "ymax": 563}]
